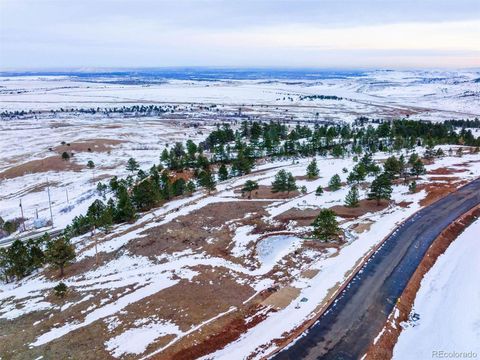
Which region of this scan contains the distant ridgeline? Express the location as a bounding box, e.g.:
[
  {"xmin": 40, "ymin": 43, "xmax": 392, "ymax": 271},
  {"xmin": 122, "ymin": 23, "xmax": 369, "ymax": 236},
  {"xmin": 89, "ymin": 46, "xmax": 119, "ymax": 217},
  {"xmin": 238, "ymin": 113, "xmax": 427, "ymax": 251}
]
[{"xmin": 299, "ymin": 95, "xmax": 343, "ymax": 101}]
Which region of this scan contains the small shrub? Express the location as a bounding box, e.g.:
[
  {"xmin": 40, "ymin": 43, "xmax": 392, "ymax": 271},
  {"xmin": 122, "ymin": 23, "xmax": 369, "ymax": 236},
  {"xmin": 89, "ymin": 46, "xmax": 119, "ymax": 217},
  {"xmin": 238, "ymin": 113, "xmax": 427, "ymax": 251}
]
[{"xmin": 53, "ymin": 282, "xmax": 68, "ymax": 298}]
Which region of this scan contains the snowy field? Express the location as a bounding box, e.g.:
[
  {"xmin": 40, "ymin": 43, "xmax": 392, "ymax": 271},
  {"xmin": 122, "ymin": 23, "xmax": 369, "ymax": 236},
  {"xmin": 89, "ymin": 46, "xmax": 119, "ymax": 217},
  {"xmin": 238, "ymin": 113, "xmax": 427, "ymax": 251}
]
[
  {"xmin": 1, "ymin": 69, "xmax": 479, "ymax": 121},
  {"xmin": 393, "ymin": 219, "xmax": 480, "ymax": 359},
  {"xmin": 0, "ymin": 115, "xmax": 211, "ymax": 239}
]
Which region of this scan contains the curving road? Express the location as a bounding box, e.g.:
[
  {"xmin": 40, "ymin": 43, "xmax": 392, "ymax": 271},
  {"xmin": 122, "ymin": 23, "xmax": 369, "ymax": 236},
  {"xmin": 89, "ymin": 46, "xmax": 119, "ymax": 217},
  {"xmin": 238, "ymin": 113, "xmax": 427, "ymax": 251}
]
[{"xmin": 273, "ymin": 178, "xmax": 480, "ymax": 360}]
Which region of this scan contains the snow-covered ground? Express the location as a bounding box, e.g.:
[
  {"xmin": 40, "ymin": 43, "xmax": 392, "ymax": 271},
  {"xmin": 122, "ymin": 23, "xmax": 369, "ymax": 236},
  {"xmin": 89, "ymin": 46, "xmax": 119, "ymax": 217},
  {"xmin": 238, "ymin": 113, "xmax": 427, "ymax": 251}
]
[
  {"xmin": 1, "ymin": 69, "xmax": 479, "ymax": 120},
  {"xmin": 2, "ymin": 144, "xmax": 479, "ymax": 359},
  {"xmin": 1, "ymin": 69, "xmax": 480, "ymax": 358},
  {"xmin": 0, "ymin": 115, "xmax": 210, "ymax": 240},
  {"xmin": 392, "ymin": 219, "xmax": 480, "ymax": 359}
]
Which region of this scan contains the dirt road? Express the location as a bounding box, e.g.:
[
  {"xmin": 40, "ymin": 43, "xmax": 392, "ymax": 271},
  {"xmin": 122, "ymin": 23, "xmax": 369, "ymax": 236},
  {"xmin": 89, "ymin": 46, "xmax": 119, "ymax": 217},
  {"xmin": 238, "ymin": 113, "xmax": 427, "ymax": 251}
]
[{"xmin": 273, "ymin": 178, "xmax": 480, "ymax": 360}]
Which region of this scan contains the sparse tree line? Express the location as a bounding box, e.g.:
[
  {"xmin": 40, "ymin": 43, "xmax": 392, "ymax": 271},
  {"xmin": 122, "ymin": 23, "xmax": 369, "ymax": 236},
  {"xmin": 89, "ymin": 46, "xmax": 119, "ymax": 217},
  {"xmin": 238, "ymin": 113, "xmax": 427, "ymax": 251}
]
[
  {"xmin": 299, "ymin": 95, "xmax": 343, "ymax": 101},
  {"xmin": 1, "ymin": 117, "xmax": 478, "ymax": 283},
  {"xmin": 1, "ymin": 104, "xmax": 180, "ymax": 119},
  {"xmin": 0, "ymin": 233, "xmax": 75, "ymax": 283},
  {"xmin": 308, "ymin": 151, "xmax": 428, "ymax": 241}
]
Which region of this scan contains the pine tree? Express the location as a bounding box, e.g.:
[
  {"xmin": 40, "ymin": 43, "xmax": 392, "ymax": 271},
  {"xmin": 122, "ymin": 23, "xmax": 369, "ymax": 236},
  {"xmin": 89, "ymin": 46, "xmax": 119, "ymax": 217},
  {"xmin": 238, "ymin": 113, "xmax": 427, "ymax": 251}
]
[
  {"xmin": 286, "ymin": 173, "xmax": 297, "ymax": 194},
  {"xmin": 7, "ymin": 240, "xmax": 30, "ymax": 280},
  {"xmin": 218, "ymin": 164, "xmax": 229, "ymax": 181},
  {"xmin": 345, "ymin": 186, "xmax": 360, "ymax": 208},
  {"xmin": 186, "ymin": 180, "xmax": 196, "ymax": 195},
  {"xmin": 311, "ymin": 209, "xmax": 340, "ymax": 241},
  {"xmin": 87, "ymin": 160, "xmax": 95, "ymax": 170},
  {"xmin": 306, "ymin": 159, "xmax": 319, "ymax": 179},
  {"xmin": 53, "ymin": 282, "xmax": 68, "ymax": 298},
  {"xmin": 132, "ymin": 179, "xmax": 160, "ymax": 211},
  {"xmin": 368, "ymin": 173, "xmax": 393, "ymax": 205},
  {"xmin": 271, "ymin": 169, "xmax": 288, "ymax": 193},
  {"xmin": 126, "ymin": 157, "xmax": 139, "ymax": 173},
  {"xmin": 384, "ymin": 156, "xmax": 401, "ymax": 179},
  {"xmin": 87, "ymin": 199, "xmax": 106, "ymax": 227},
  {"xmin": 159, "ymin": 171, "xmax": 173, "ymax": 200},
  {"xmin": 160, "ymin": 148, "xmax": 170, "ymax": 165},
  {"xmin": 172, "ymin": 178, "xmax": 186, "ymax": 196},
  {"xmin": 328, "ymin": 174, "xmax": 342, "ymax": 191},
  {"xmin": 0, "ymin": 248, "xmax": 11, "ymax": 283},
  {"xmin": 198, "ymin": 170, "xmax": 216, "ymax": 194},
  {"xmin": 242, "ymin": 180, "xmax": 259, "ymax": 198},
  {"xmin": 410, "ymin": 158, "xmax": 426, "ymax": 179},
  {"xmin": 45, "ymin": 237, "xmax": 76, "ymax": 277},
  {"xmin": 315, "ymin": 186, "xmax": 324, "ymax": 196},
  {"xmin": 27, "ymin": 240, "xmax": 45, "ymax": 271},
  {"xmin": 409, "ymin": 180, "xmax": 417, "ymax": 194},
  {"xmin": 115, "ymin": 186, "xmax": 136, "ymax": 222},
  {"xmin": 99, "ymin": 205, "xmax": 113, "ymax": 233}
]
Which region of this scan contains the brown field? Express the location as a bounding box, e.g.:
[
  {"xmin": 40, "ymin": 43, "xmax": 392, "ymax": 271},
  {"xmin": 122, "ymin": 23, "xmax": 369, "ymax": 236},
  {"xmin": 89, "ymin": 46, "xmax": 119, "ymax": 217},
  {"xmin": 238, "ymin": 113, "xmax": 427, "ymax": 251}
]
[
  {"xmin": 330, "ymin": 199, "xmax": 390, "ymax": 218},
  {"xmin": 0, "ymin": 155, "xmax": 83, "ymax": 179}
]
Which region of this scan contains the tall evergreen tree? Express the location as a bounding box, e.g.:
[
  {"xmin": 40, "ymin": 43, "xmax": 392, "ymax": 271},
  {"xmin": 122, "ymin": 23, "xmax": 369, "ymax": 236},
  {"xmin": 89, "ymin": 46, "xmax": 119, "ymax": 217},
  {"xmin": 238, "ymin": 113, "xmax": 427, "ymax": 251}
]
[
  {"xmin": 311, "ymin": 209, "xmax": 340, "ymax": 241},
  {"xmin": 172, "ymin": 178, "xmax": 186, "ymax": 196},
  {"xmin": 286, "ymin": 173, "xmax": 297, "ymax": 194},
  {"xmin": 242, "ymin": 180, "xmax": 259, "ymax": 198},
  {"xmin": 345, "ymin": 186, "xmax": 360, "ymax": 208},
  {"xmin": 198, "ymin": 170, "xmax": 216, "ymax": 194},
  {"xmin": 271, "ymin": 169, "xmax": 288, "ymax": 193},
  {"xmin": 115, "ymin": 186, "xmax": 136, "ymax": 222},
  {"xmin": 368, "ymin": 173, "xmax": 393, "ymax": 205},
  {"xmin": 186, "ymin": 180, "xmax": 196, "ymax": 195},
  {"xmin": 306, "ymin": 158, "xmax": 319, "ymax": 179},
  {"xmin": 328, "ymin": 174, "xmax": 342, "ymax": 191},
  {"xmin": 218, "ymin": 164, "xmax": 229, "ymax": 181},
  {"xmin": 45, "ymin": 237, "xmax": 76, "ymax": 277},
  {"xmin": 126, "ymin": 157, "xmax": 139, "ymax": 173}
]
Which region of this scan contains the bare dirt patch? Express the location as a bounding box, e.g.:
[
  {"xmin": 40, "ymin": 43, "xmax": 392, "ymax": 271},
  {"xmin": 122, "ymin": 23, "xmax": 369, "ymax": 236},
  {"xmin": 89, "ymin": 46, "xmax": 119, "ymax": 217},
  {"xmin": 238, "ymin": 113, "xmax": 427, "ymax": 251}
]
[
  {"xmin": 351, "ymin": 220, "xmax": 374, "ymax": 234},
  {"xmin": 427, "ymin": 167, "xmax": 467, "ymax": 175},
  {"xmin": 330, "ymin": 199, "xmax": 389, "ymax": 218},
  {"xmin": 53, "ymin": 138, "xmax": 124, "ymax": 154},
  {"xmin": 262, "ymin": 286, "xmax": 301, "ymax": 310},
  {"xmin": 418, "ymin": 180, "xmax": 467, "ymax": 207},
  {"xmin": 274, "ymin": 208, "xmax": 320, "ymax": 226},
  {"xmin": 295, "ymin": 175, "xmax": 319, "ymax": 181},
  {"xmin": 301, "ymin": 269, "xmax": 320, "ymax": 279},
  {"xmin": 0, "ymin": 156, "xmax": 83, "ymax": 179},
  {"xmin": 236, "ymin": 185, "xmax": 299, "ymax": 200},
  {"xmin": 428, "ymin": 176, "xmax": 460, "ymax": 182},
  {"xmin": 128, "ymin": 201, "xmax": 272, "ymax": 260}
]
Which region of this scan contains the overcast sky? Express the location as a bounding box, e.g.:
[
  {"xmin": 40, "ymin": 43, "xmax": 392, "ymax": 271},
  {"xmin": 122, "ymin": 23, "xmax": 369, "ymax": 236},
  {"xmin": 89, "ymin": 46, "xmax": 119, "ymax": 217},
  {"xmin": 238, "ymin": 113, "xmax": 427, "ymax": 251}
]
[{"xmin": 0, "ymin": 0, "xmax": 479, "ymax": 70}]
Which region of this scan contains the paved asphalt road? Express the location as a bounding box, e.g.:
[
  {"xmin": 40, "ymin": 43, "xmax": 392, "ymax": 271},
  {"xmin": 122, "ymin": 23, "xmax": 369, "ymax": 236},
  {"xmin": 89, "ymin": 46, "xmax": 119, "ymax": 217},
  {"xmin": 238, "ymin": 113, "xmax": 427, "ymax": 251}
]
[
  {"xmin": 0, "ymin": 228, "xmax": 63, "ymax": 247},
  {"xmin": 274, "ymin": 178, "xmax": 480, "ymax": 360}
]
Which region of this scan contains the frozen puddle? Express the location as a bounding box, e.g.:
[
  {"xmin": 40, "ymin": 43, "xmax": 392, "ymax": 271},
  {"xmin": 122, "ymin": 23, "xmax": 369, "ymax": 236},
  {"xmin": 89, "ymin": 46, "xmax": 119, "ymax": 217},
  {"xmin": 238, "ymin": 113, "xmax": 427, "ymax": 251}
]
[{"xmin": 256, "ymin": 235, "xmax": 303, "ymax": 269}]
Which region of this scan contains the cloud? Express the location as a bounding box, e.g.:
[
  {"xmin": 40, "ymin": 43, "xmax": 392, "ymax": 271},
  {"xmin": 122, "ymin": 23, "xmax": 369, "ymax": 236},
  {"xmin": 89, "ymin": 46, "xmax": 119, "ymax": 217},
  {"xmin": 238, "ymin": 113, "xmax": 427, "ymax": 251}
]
[{"xmin": 0, "ymin": 0, "xmax": 479, "ymax": 68}]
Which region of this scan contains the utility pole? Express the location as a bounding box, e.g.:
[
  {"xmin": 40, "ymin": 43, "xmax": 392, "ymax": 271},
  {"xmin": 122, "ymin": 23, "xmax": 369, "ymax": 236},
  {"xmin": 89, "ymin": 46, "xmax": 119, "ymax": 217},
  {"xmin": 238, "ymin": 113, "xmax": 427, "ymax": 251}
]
[
  {"xmin": 65, "ymin": 188, "xmax": 69, "ymax": 204},
  {"xmin": 19, "ymin": 198, "xmax": 26, "ymax": 231},
  {"xmin": 46, "ymin": 178, "xmax": 54, "ymax": 227},
  {"xmin": 92, "ymin": 225, "xmax": 99, "ymax": 266}
]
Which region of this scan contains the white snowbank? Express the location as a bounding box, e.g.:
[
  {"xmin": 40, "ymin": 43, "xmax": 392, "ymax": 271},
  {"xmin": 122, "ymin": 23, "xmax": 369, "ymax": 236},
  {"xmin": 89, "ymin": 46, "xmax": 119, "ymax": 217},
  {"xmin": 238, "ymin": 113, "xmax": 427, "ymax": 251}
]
[{"xmin": 393, "ymin": 219, "xmax": 480, "ymax": 359}]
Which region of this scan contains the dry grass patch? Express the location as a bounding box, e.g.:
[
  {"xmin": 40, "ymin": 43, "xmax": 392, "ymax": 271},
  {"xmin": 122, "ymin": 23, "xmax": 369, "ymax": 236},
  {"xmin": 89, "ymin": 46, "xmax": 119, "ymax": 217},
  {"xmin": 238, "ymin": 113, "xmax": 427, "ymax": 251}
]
[
  {"xmin": 330, "ymin": 199, "xmax": 389, "ymax": 218},
  {"xmin": 236, "ymin": 185, "xmax": 299, "ymax": 199},
  {"xmin": 0, "ymin": 156, "xmax": 83, "ymax": 179},
  {"xmin": 128, "ymin": 201, "xmax": 272, "ymax": 260},
  {"xmin": 53, "ymin": 138, "xmax": 124, "ymax": 154}
]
